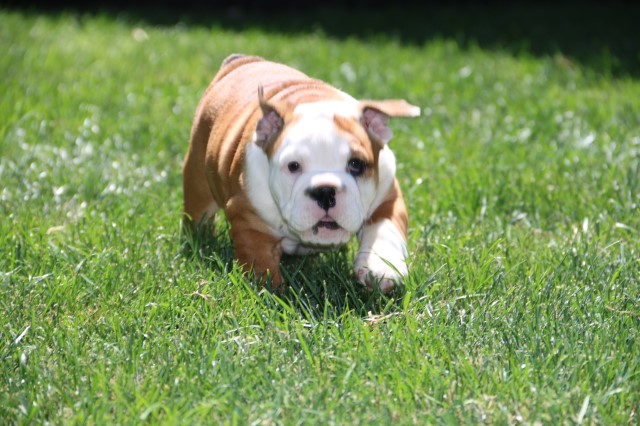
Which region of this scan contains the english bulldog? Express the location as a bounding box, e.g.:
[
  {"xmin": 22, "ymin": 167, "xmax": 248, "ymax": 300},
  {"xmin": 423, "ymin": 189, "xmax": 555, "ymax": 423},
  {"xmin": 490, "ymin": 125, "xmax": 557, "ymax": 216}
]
[{"xmin": 183, "ymin": 54, "xmax": 420, "ymax": 293}]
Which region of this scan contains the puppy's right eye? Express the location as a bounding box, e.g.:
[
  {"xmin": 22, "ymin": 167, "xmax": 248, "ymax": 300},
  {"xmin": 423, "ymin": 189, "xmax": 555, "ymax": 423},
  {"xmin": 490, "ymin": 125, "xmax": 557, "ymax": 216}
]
[
  {"xmin": 347, "ymin": 158, "xmax": 366, "ymax": 177},
  {"xmin": 287, "ymin": 161, "xmax": 301, "ymax": 173}
]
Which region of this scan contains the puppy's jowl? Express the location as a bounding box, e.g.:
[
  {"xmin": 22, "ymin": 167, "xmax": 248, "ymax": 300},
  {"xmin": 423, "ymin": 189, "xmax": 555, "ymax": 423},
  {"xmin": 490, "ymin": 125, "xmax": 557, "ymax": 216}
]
[{"xmin": 183, "ymin": 55, "xmax": 420, "ymax": 293}]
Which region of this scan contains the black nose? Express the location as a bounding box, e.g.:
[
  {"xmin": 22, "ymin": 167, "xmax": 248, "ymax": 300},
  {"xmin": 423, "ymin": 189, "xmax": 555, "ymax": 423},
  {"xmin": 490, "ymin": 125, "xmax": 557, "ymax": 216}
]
[{"xmin": 307, "ymin": 186, "xmax": 336, "ymax": 211}]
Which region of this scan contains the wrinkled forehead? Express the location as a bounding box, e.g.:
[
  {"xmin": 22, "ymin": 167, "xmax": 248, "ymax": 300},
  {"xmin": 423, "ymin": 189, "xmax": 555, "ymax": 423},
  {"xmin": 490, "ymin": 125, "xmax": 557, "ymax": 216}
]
[
  {"xmin": 274, "ymin": 101, "xmax": 374, "ymax": 164},
  {"xmin": 294, "ymin": 99, "xmax": 360, "ymax": 119}
]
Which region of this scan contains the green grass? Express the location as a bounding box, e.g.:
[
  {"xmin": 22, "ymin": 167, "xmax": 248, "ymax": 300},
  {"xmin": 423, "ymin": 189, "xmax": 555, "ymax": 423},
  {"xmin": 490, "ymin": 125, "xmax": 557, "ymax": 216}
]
[{"xmin": 1, "ymin": 5, "xmax": 639, "ymax": 424}]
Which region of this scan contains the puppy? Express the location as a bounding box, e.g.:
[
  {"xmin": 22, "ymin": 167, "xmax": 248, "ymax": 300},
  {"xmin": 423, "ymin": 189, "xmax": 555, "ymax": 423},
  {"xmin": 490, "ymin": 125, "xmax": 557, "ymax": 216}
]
[{"xmin": 183, "ymin": 54, "xmax": 420, "ymax": 292}]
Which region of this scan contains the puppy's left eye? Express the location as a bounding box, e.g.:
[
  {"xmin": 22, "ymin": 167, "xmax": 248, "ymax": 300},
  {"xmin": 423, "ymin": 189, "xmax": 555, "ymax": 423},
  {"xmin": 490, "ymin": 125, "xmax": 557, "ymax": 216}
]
[
  {"xmin": 347, "ymin": 159, "xmax": 366, "ymax": 177},
  {"xmin": 288, "ymin": 161, "xmax": 301, "ymax": 173}
]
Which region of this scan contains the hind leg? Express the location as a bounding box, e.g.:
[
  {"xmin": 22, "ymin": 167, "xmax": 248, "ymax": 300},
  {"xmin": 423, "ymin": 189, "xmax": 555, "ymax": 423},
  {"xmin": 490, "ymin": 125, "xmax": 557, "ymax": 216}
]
[{"xmin": 182, "ymin": 148, "xmax": 218, "ymax": 231}]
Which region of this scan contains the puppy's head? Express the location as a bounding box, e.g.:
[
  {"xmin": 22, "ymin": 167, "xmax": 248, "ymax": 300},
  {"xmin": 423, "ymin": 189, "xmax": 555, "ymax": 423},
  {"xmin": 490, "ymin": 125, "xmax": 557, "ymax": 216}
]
[{"xmin": 252, "ymin": 87, "xmax": 419, "ymax": 247}]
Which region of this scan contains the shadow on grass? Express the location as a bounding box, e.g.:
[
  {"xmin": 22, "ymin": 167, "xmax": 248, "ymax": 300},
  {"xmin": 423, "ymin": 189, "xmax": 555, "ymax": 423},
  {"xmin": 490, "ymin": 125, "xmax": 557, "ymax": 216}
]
[
  {"xmin": 280, "ymin": 250, "xmax": 405, "ymax": 320},
  {"xmin": 181, "ymin": 221, "xmax": 404, "ymax": 319},
  {"xmin": 7, "ymin": 1, "xmax": 640, "ymax": 78}
]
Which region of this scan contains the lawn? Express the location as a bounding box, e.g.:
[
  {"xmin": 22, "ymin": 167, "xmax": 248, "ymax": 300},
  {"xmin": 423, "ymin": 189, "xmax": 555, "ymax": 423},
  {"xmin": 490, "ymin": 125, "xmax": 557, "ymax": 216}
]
[{"xmin": 1, "ymin": 4, "xmax": 639, "ymax": 424}]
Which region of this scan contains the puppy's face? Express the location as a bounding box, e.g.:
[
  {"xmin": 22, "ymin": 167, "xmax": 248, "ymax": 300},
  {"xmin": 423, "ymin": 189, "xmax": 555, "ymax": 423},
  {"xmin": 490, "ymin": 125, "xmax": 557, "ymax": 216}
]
[{"xmin": 268, "ymin": 102, "xmax": 381, "ymax": 246}]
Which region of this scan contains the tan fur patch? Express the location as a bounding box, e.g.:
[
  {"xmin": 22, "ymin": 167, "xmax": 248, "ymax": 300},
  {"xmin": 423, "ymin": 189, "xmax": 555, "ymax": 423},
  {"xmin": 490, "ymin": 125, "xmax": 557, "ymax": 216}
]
[
  {"xmin": 333, "ymin": 114, "xmax": 380, "ymax": 179},
  {"xmin": 366, "ymin": 179, "xmax": 408, "ymax": 238}
]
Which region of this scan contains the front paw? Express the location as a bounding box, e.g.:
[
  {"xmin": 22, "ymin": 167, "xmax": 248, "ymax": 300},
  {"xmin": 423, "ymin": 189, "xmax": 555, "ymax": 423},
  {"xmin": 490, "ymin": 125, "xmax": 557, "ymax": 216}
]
[
  {"xmin": 355, "ymin": 218, "xmax": 408, "ymax": 293},
  {"xmin": 354, "ymin": 252, "xmax": 407, "ymax": 293}
]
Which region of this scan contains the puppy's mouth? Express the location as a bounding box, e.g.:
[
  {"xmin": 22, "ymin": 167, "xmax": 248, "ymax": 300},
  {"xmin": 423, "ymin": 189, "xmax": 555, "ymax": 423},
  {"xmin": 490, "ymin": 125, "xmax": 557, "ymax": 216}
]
[
  {"xmin": 312, "ymin": 218, "xmax": 342, "ymax": 234},
  {"xmin": 295, "ymin": 215, "xmax": 351, "ymax": 247}
]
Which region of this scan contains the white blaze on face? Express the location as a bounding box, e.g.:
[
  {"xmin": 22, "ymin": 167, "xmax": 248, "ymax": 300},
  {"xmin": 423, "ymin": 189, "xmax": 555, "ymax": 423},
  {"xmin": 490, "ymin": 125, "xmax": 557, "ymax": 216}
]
[
  {"xmin": 271, "ymin": 104, "xmax": 362, "ymax": 246},
  {"xmin": 245, "ymin": 99, "xmax": 397, "ymax": 250}
]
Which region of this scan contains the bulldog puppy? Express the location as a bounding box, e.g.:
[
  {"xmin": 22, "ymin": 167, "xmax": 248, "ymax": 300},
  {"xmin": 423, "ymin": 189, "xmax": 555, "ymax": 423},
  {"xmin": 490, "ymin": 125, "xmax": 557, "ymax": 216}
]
[{"xmin": 183, "ymin": 54, "xmax": 420, "ymax": 293}]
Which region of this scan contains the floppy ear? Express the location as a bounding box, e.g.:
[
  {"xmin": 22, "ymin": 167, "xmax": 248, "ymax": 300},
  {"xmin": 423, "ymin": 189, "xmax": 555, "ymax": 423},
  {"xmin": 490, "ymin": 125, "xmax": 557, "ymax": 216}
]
[
  {"xmin": 359, "ymin": 100, "xmax": 420, "ymax": 145},
  {"xmin": 255, "ymin": 85, "xmax": 284, "ymax": 149}
]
